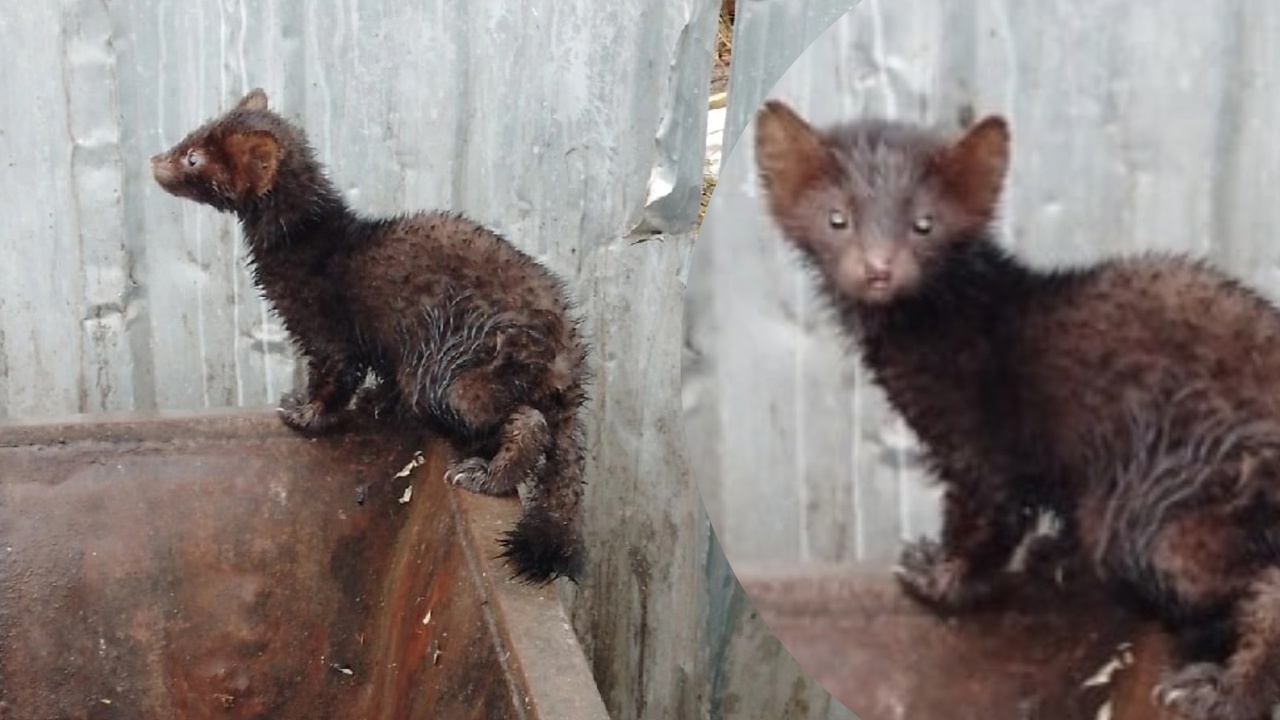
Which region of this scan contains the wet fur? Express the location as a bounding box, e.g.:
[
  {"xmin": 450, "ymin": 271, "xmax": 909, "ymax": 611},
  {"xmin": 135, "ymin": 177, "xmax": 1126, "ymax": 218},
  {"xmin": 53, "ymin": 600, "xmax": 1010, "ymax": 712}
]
[
  {"xmin": 150, "ymin": 89, "xmax": 589, "ymax": 584},
  {"xmin": 756, "ymin": 99, "xmax": 1280, "ymax": 719}
]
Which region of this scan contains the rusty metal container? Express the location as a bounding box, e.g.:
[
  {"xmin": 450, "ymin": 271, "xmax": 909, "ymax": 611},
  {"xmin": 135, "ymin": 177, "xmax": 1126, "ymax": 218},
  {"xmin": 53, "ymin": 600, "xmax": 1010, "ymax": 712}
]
[
  {"xmin": 0, "ymin": 410, "xmax": 610, "ymax": 720},
  {"xmin": 740, "ymin": 567, "xmax": 1186, "ymax": 720}
]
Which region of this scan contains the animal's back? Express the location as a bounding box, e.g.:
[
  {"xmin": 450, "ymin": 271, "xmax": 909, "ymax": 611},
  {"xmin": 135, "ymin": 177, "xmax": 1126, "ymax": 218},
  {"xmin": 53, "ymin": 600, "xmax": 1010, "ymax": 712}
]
[
  {"xmin": 346, "ymin": 211, "xmax": 586, "ymax": 390},
  {"xmin": 1021, "ymin": 254, "xmax": 1280, "ymax": 452},
  {"xmin": 350, "ymin": 211, "xmax": 573, "ymax": 324}
]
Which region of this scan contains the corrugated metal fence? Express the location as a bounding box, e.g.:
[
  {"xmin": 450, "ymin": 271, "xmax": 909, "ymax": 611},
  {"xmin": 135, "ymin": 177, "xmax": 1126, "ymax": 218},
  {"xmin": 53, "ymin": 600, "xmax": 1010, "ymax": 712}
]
[
  {"xmin": 0, "ymin": 0, "xmax": 710, "ymax": 419},
  {"xmin": 685, "ymin": 0, "xmax": 1280, "ymax": 575},
  {"xmin": 0, "ymin": 0, "xmax": 870, "ymax": 718}
]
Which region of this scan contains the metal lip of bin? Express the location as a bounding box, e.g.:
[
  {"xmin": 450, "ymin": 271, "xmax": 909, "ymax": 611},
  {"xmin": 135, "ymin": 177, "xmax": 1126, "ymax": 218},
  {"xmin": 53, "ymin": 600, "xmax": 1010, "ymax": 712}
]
[{"xmin": 738, "ymin": 564, "xmax": 1177, "ymax": 720}]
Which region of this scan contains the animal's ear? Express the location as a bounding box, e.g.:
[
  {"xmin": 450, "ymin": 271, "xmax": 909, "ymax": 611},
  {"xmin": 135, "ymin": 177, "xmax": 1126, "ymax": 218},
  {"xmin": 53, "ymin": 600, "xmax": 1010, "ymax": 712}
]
[
  {"xmin": 935, "ymin": 114, "xmax": 1010, "ymax": 220},
  {"xmin": 237, "ymin": 88, "xmax": 269, "ymax": 112},
  {"xmin": 225, "ymin": 131, "xmax": 280, "ymax": 197},
  {"xmin": 754, "ymin": 100, "xmax": 837, "ymax": 218}
]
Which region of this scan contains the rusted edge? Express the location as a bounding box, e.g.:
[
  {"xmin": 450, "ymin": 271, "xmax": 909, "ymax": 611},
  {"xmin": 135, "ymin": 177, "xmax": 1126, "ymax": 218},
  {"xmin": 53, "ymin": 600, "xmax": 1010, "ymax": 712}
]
[
  {"xmin": 737, "ymin": 562, "xmax": 951, "ymax": 621},
  {"xmin": 0, "ymin": 408, "xmax": 300, "ymax": 448},
  {"xmin": 737, "ymin": 561, "xmax": 1125, "ymax": 619},
  {"xmin": 451, "ymin": 489, "xmax": 612, "ymax": 720}
]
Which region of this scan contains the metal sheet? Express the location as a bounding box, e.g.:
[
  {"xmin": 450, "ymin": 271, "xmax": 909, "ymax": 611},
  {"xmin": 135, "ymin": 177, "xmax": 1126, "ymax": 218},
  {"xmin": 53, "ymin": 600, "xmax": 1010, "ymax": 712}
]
[
  {"xmin": 0, "ymin": 410, "xmax": 610, "ymax": 720},
  {"xmin": 741, "ymin": 567, "xmax": 1174, "ymax": 720}
]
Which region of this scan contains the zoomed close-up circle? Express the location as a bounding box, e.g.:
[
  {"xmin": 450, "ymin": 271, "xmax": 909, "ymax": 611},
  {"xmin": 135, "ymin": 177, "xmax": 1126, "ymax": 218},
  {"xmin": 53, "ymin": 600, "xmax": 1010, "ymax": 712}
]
[{"xmin": 684, "ymin": 2, "xmax": 1280, "ymax": 719}]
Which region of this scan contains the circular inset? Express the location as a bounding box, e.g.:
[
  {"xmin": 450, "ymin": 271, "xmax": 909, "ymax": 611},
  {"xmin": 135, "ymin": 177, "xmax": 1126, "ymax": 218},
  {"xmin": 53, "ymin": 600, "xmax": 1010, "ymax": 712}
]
[{"xmin": 684, "ymin": 3, "xmax": 1280, "ymax": 719}]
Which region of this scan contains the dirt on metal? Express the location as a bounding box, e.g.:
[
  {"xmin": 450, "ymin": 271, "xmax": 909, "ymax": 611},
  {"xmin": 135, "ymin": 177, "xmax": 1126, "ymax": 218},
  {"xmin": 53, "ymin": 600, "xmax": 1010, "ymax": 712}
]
[
  {"xmin": 740, "ymin": 566, "xmax": 1181, "ymax": 720},
  {"xmin": 0, "ymin": 409, "xmax": 608, "ymax": 720}
]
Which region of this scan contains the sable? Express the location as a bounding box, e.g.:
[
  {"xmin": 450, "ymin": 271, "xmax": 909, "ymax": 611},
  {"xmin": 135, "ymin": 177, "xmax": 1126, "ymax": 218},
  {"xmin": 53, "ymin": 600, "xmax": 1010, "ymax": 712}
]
[
  {"xmin": 151, "ymin": 88, "xmax": 590, "ymax": 584},
  {"xmin": 755, "ymin": 98, "xmax": 1280, "ymax": 720}
]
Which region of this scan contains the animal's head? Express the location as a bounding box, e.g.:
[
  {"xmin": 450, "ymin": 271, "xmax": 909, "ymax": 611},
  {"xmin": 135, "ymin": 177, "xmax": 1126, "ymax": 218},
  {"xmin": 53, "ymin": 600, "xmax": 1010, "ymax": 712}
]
[
  {"xmin": 754, "ymin": 100, "xmax": 1010, "ymax": 305},
  {"xmin": 150, "ymin": 88, "xmax": 296, "ymax": 212}
]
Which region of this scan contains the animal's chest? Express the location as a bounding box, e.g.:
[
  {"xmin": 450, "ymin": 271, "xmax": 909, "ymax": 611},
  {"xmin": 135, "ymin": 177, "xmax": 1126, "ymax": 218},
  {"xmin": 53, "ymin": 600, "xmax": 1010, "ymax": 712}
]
[
  {"xmin": 861, "ymin": 331, "xmax": 1039, "ymax": 478},
  {"xmin": 252, "ymin": 259, "xmax": 352, "ymax": 343},
  {"xmin": 865, "ymin": 335, "xmax": 982, "ymax": 421}
]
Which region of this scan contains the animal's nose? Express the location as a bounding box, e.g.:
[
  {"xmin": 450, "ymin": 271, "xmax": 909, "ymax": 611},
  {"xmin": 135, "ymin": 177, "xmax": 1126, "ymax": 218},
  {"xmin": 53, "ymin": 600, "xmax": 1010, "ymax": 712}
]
[{"xmin": 865, "ymin": 258, "xmax": 892, "ymax": 282}]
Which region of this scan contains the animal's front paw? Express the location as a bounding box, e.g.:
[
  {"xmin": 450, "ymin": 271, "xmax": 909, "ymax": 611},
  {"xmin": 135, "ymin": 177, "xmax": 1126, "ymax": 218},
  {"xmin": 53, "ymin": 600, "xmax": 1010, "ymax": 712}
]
[
  {"xmin": 893, "ymin": 538, "xmax": 993, "ymax": 612},
  {"xmin": 1020, "ymin": 532, "xmax": 1084, "ymax": 589},
  {"xmin": 278, "ymin": 391, "xmax": 347, "ymax": 435},
  {"xmin": 445, "ymin": 457, "xmax": 500, "ymax": 494},
  {"xmin": 352, "ymin": 383, "xmax": 401, "ymax": 420},
  {"xmin": 1154, "ymin": 663, "xmax": 1242, "ymax": 720}
]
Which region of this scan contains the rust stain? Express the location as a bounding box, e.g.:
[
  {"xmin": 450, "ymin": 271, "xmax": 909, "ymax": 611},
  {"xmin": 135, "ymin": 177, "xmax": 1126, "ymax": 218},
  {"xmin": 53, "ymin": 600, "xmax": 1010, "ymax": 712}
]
[
  {"xmin": 0, "ymin": 410, "xmax": 608, "ymax": 720},
  {"xmin": 741, "ymin": 568, "xmax": 1180, "ymax": 720}
]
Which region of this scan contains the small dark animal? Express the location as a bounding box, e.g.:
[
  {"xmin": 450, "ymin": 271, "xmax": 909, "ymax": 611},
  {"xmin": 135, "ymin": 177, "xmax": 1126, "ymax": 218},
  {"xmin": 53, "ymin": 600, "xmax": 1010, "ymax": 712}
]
[
  {"xmin": 150, "ymin": 88, "xmax": 590, "ymax": 584},
  {"xmin": 754, "ymin": 99, "xmax": 1280, "ymax": 720}
]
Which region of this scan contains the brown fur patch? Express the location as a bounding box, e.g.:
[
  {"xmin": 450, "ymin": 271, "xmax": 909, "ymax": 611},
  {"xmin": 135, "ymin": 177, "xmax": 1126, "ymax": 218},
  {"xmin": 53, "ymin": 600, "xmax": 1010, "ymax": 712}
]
[
  {"xmin": 933, "ymin": 115, "xmax": 1009, "ymax": 221},
  {"xmin": 1150, "ymin": 512, "xmax": 1251, "ymax": 608},
  {"xmin": 754, "ymin": 100, "xmax": 838, "ymax": 219},
  {"xmin": 224, "ymin": 131, "xmax": 280, "ymax": 197},
  {"xmin": 237, "ymin": 88, "xmax": 269, "ymax": 112}
]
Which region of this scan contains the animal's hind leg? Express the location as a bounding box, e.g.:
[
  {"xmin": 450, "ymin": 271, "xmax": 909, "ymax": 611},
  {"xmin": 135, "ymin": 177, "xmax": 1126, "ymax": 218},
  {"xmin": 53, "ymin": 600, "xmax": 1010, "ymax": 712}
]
[
  {"xmin": 496, "ymin": 390, "xmax": 588, "ymax": 582},
  {"xmin": 444, "ymin": 405, "xmax": 550, "ymax": 497},
  {"xmin": 1159, "ymin": 568, "xmax": 1280, "ymax": 720},
  {"xmin": 402, "ymin": 353, "xmax": 540, "ymax": 494}
]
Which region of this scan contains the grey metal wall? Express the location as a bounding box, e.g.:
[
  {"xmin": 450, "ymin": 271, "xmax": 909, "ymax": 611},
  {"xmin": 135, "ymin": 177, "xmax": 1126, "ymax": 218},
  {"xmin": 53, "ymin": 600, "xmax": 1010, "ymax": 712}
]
[
  {"xmin": 685, "ymin": 0, "xmax": 1280, "ymax": 570},
  {"xmin": 0, "ymin": 2, "xmax": 753, "ymax": 720},
  {"xmin": 0, "ymin": 0, "xmax": 709, "ymax": 420}
]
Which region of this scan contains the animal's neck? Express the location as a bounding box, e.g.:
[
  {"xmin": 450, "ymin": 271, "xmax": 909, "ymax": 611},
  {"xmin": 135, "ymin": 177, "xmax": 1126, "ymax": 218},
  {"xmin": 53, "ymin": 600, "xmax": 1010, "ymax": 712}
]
[
  {"xmin": 238, "ymin": 160, "xmax": 351, "ymax": 260},
  {"xmin": 847, "ymin": 236, "xmax": 1030, "ymax": 347},
  {"xmin": 836, "ymin": 236, "xmax": 1036, "ymax": 425}
]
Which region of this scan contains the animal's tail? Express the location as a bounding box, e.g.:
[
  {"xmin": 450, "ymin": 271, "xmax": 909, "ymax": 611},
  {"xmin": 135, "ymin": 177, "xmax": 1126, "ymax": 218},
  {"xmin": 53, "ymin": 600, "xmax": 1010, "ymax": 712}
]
[{"xmin": 497, "ymin": 383, "xmax": 588, "ymax": 584}]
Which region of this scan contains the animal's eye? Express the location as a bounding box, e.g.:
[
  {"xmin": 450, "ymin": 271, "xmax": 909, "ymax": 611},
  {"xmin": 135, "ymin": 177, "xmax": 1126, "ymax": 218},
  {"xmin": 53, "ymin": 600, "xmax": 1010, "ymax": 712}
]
[
  {"xmin": 185, "ymin": 150, "xmax": 202, "ymax": 168},
  {"xmin": 911, "ymin": 214, "xmax": 935, "ymax": 236},
  {"xmin": 828, "ymin": 210, "xmax": 850, "ymax": 229}
]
